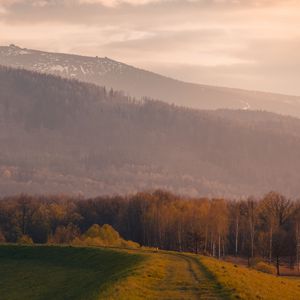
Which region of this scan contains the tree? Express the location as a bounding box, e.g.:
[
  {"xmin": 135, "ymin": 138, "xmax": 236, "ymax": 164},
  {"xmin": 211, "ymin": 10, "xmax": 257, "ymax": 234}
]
[
  {"xmin": 49, "ymin": 224, "xmax": 80, "ymax": 244},
  {"xmin": 0, "ymin": 230, "xmax": 6, "ymax": 243},
  {"xmin": 240, "ymin": 197, "xmax": 259, "ymax": 259},
  {"xmin": 260, "ymin": 192, "xmax": 293, "ymax": 275},
  {"xmin": 209, "ymin": 199, "xmax": 228, "ymax": 259}
]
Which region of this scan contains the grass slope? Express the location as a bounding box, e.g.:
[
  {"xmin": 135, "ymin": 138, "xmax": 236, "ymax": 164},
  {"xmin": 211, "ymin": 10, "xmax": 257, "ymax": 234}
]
[
  {"xmin": 1, "ymin": 245, "xmax": 300, "ymax": 300},
  {"xmin": 100, "ymin": 250, "xmax": 230, "ymax": 299},
  {"xmin": 0, "ymin": 245, "xmax": 143, "ymax": 300},
  {"xmin": 200, "ymin": 256, "xmax": 300, "ymax": 300}
]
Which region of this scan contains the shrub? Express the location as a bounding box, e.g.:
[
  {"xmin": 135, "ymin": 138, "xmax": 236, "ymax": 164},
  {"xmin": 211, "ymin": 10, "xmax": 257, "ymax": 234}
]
[
  {"xmin": 73, "ymin": 224, "xmax": 140, "ymax": 249},
  {"xmin": 49, "ymin": 224, "xmax": 80, "ymax": 244},
  {"xmin": 0, "ymin": 230, "xmax": 6, "ymax": 243},
  {"xmin": 253, "ymin": 261, "xmax": 276, "ymax": 275},
  {"xmin": 120, "ymin": 239, "xmax": 140, "ymax": 249},
  {"xmin": 83, "ymin": 224, "xmax": 121, "ymax": 246},
  {"xmin": 84, "ymin": 224, "xmax": 102, "ymax": 239},
  {"xmin": 17, "ymin": 235, "xmax": 34, "ymax": 245},
  {"xmin": 248, "ymin": 257, "xmax": 263, "ymax": 267},
  {"xmin": 99, "ymin": 224, "xmax": 120, "ymax": 244}
]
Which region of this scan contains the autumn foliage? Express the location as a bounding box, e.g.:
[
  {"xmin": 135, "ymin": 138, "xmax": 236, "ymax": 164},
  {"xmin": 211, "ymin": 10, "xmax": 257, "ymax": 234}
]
[
  {"xmin": 0, "ymin": 190, "xmax": 299, "ymax": 274},
  {"xmin": 72, "ymin": 224, "xmax": 140, "ymax": 248}
]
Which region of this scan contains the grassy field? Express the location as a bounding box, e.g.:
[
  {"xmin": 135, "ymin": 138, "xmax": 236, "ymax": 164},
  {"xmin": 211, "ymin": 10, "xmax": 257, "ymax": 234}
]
[
  {"xmin": 100, "ymin": 250, "xmax": 230, "ymax": 299},
  {"xmin": 1, "ymin": 245, "xmax": 300, "ymax": 300},
  {"xmin": 199, "ymin": 256, "xmax": 300, "ymax": 300},
  {"xmin": 0, "ymin": 245, "xmax": 143, "ymax": 300}
]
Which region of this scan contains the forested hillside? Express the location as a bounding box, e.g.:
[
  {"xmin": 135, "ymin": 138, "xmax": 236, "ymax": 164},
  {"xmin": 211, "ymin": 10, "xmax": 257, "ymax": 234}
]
[
  {"xmin": 2, "ymin": 66, "xmax": 300, "ymax": 197},
  {"xmin": 2, "ymin": 45, "xmax": 300, "ymax": 118}
]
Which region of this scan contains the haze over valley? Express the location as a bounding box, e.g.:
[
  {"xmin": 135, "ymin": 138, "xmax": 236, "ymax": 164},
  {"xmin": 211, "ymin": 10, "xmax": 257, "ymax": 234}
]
[
  {"xmin": 2, "ymin": 1, "xmax": 300, "ymax": 299},
  {"xmin": 1, "ymin": 65, "xmax": 300, "ymax": 198}
]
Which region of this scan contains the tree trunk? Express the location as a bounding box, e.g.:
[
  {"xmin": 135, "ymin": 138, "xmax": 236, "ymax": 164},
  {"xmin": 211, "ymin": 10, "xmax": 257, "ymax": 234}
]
[
  {"xmin": 296, "ymin": 222, "xmax": 299, "ymax": 273},
  {"xmin": 204, "ymin": 226, "xmax": 208, "ymax": 253},
  {"xmin": 177, "ymin": 223, "xmax": 182, "ymax": 252},
  {"xmin": 211, "ymin": 232, "xmax": 214, "ymax": 256},
  {"xmin": 218, "ymin": 234, "xmax": 221, "ymax": 259},
  {"xmin": 235, "ymin": 217, "xmax": 239, "ymax": 256},
  {"xmin": 276, "ymin": 255, "xmax": 280, "ymax": 276},
  {"xmin": 251, "ymin": 233, "xmax": 254, "ymax": 257},
  {"xmin": 269, "ymin": 226, "xmax": 273, "ymax": 264}
]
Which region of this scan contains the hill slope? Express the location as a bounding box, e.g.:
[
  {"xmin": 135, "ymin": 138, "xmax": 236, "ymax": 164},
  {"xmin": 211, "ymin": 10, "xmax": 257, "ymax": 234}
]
[
  {"xmin": 1, "ymin": 44, "xmax": 300, "ymax": 118},
  {"xmin": 200, "ymin": 256, "xmax": 300, "ymax": 300},
  {"xmin": 1, "ymin": 245, "xmax": 299, "ymax": 300},
  {"xmin": 0, "ymin": 245, "xmax": 142, "ymax": 300},
  {"xmin": 2, "ymin": 66, "xmax": 300, "ymax": 197},
  {"xmin": 0, "ymin": 245, "xmax": 231, "ymax": 300}
]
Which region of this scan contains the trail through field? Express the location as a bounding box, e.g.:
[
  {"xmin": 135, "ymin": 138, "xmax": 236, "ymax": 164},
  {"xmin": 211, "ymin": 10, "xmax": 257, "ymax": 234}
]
[
  {"xmin": 152, "ymin": 252, "xmax": 230, "ymax": 300},
  {"xmin": 101, "ymin": 249, "xmax": 231, "ymax": 299}
]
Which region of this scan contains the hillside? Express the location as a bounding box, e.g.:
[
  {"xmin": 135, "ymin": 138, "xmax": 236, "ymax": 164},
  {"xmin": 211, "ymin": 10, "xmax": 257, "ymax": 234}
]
[
  {"xmin": 0, "ymin": 245, "xmax": 142, "ymax": 300},
  {"xmin": 0, "ymin": 245, "xmax": 229, "ymax": 300},
  {"xmin": 200, "ymin": 256, "xmax": 300, "ymax": 300},
  {"xmin": 1, "ymin": 245, "xmax": 299, "ymax": 300},
  {"xmin": 2, "ymin": 66, "xmax": 300, "ymax": 197},
  {"xmin": 1, "ymin": 44, "xmax": 300, "ymax": 118}
]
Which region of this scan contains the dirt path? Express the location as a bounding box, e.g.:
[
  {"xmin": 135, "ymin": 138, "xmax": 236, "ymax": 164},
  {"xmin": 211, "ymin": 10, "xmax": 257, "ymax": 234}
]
[
  {"xmin": 150, "ymin": 252, "xmax": 230, "ymax": 299},
  {"xmin": 100, "ymin": 248, "xmax": 231, "ymax": 299}
]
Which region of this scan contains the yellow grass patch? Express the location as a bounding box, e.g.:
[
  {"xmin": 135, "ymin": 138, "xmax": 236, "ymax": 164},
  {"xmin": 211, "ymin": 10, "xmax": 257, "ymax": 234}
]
[{"xmin": 200, "ymin": 256, "xmax": 300, "ymax": 300}]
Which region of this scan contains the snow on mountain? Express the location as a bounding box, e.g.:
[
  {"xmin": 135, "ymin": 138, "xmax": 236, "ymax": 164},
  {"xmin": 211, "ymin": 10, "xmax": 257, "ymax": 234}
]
[
  {"xmin": 0, "ymin": 44, "xmax": 127, "ymax": 80},
  {"xmin": 1, "ymin": 44, "xmax": 300, "ymax": 118}
]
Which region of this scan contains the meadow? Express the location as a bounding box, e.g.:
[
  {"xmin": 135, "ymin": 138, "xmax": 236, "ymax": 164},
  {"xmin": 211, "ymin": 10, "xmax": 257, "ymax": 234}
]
[
  {"xmin": 1, "ymin": 245, "xmax": 300, "ymax": 299},
  {"xmin": 199, "ymin": 256, "xmax": 300, "ymax": 300},
  {"xmin": 0, "ymin": 245, "xmax": 143, "ymax": 300}
]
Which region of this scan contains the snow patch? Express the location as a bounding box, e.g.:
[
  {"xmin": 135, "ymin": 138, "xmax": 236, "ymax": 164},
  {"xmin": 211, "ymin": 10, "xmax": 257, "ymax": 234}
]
[
  {"xmin": 49, "ymin": 65, "xmax": 65, "ymax": 72},
  {"xmin": 241, "ymin": 100, "xmax": 251, "ymax": 110}
]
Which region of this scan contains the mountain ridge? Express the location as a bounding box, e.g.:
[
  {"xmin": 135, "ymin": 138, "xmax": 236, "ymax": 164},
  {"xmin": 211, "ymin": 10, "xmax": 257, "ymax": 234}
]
[{"xmin": 1, "ymin": 44, "xmax": 300, "ymax": 118}]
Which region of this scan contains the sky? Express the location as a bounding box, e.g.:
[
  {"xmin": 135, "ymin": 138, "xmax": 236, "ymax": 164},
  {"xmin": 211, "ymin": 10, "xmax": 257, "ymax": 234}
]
[{"xmin": 0, "ymin": 0, "xmax": 300, "ymax": 95}]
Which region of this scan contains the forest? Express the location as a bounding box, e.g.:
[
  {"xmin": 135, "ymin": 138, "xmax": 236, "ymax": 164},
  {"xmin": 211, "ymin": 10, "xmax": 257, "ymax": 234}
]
[
  {"xmin": 2, "ymin": 66, "xmax": 300, "ymax": 197},
  {"xmin": 0, "ymin": 190, "xmax": 299, "ymax": 275}
]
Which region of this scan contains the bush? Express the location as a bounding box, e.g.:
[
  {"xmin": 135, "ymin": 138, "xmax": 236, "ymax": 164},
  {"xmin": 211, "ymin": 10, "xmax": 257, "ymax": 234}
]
[
  {"xmin": 17, "ymin": 235, "xmax": 34, "ymax": 245},
  {"xmin": 0, "ymin": 230, "xmax": 6, "ymax": 243},
  {"xmin": 73, "ymin": 224, "xmax": 140, "ymax": 249},
  {"xmin": 248, "ymin": 257, "xmax": 263, "ymax": 267},
  {"xmin": 84, "ymin": 224, "xmax": 102, "ymax": 239},
  {"xmin": 120, "ymin": 239, "xmax": 140, "ymax": 249},
  {"xmin": 83, "ymin": 224, "xmax": 121, "ymax": 246},
  {"xmin": 99, "ymin": 224, "xmax": 120, "ymax": 244},
  {"xmin": 253, "ymin": 261, "xmax": 276, "ymax": 275},
  {"xmin": 49, "ymin": 224, "xmax": 80, "ymax": 244}
]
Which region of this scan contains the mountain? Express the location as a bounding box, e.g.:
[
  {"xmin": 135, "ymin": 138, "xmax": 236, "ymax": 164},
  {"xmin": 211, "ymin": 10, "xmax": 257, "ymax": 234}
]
[
  {"xmin": 1, "ymin": 66, "xmax": 300, "ymax": 197},
  {"xmin": 1, "ymin": 44, "xmax": 300, "ymax": 118}
]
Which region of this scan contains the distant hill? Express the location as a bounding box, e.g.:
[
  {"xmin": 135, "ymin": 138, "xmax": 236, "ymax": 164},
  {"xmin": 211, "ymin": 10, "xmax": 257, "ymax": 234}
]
[
  {"xmin": 1, "ymin": 66, "xmax": 300, "ymax": 197},
  {"xmin": 1, "ymin": 44, "xmax": 300, "ymax": 118}
]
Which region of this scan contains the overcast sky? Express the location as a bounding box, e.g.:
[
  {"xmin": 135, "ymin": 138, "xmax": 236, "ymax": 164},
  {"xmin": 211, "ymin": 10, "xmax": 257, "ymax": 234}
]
[{"xmin": 0, "ymin": 0, "xmax": 299, "ymax": 95}]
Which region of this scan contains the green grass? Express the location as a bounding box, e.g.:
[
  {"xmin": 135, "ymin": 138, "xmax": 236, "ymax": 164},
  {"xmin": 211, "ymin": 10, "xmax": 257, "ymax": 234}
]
[
  {"xmin": 199, "ymin": 256, "xmax": 300, "ymax": 300},
  {"xmin": 100, "ymin": 249, "xmax": 231, "ymax": 299},
  {"xmin": 1, "ymin": 245, "xmax": 300, "ymax": 300},
  {"xmin": 0, "ymin": 245, "xmax": 143, "ymax": 300}
]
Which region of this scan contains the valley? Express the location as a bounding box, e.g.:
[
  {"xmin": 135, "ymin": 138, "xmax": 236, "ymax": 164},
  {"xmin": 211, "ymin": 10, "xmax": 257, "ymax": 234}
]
[{"xmin": 2, "ymin": 66, "xmax": 300, "ymax": 197}]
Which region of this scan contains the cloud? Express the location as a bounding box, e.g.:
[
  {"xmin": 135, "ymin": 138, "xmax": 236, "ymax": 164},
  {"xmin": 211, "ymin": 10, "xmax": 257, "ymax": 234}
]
[
  {"xmin": 0, "ymin": 0, "xmax": 175, "ymax": 8},
  {"xmin": 1, "ymin": 0, "xmax": 297, "ymax": 8},
  {"xmin": 78, "ymin": 0, "xmax": 172, "ymax": 6},
  {"xmin": 0, "ymin": 0, "xmax": 299, "ymax": 95}
]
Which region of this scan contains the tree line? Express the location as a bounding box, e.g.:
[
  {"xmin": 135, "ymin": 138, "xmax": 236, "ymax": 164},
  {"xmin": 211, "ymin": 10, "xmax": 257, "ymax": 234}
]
[{"xmin": 0, "ymin": 190, "xmax": 299, "ymax": 274}]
